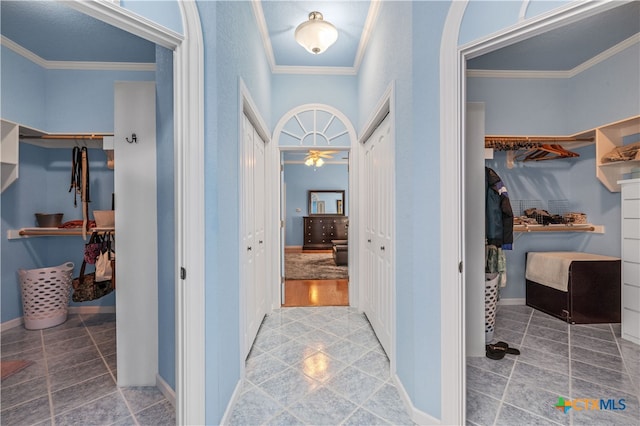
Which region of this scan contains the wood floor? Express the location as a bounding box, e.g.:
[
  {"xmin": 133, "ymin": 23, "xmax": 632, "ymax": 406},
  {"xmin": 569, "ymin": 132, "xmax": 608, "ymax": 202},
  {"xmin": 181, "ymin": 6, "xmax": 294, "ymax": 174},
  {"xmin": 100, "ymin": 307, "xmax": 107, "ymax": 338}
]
[{"xmin": 282, "ymin": 279, "xmax": 349, "ymax": 307}]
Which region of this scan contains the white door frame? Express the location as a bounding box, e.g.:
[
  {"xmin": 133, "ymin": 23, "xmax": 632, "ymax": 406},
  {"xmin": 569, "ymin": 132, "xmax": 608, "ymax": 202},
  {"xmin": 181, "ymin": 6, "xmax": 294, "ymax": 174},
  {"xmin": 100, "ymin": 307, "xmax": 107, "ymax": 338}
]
[
  {"xmin": 441, "ymin": 1, "xmax": 622, "ymax": 424},
  {"xmin": 271, "ymin": 104, "xmax": 359, "ymax": 310},
  {"xmin": 64, "ymin": 2, "xmax": 205, "ymax": 424}
]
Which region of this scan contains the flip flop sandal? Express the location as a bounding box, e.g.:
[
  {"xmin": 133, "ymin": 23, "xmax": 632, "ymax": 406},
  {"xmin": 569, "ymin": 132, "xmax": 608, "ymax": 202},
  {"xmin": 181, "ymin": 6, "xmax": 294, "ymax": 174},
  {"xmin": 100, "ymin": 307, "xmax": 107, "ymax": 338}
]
[
  {"xmin": 493, "ymin": 341, "xmax": 521, "ymax": 355},
  {"xmin": 485, "ymin": 344, "xmax": 506, "ymax": 360}
]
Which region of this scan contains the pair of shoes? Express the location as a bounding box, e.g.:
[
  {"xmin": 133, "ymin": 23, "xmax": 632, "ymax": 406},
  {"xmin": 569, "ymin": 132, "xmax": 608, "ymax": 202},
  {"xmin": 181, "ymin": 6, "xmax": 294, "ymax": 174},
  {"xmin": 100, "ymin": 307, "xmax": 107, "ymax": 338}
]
[
  {"xmin": 493, "ymin": 341, "xmax": 521, "ymax": 355},
  {"xmin": 485, "ymin": 341, "xmax": 521, "ymax": 360}
]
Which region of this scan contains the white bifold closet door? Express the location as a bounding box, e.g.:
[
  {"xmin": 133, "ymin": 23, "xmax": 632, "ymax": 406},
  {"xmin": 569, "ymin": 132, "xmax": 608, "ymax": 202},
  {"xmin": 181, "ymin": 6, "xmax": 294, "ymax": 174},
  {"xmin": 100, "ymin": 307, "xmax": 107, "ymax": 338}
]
[
  {"xmin": 362, "ymin": 115, "xmax": 394, "ymax": 357},
  {"xmin": 241, "ymin": 114, "xmax": 268, "ymax": 359}
]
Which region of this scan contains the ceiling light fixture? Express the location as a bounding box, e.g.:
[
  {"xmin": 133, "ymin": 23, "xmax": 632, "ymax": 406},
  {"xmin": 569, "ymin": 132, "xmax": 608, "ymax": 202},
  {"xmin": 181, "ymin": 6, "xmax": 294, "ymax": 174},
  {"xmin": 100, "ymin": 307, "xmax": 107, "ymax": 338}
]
[
  {"xmin": 294, "ymin": 11, "xmax": 338, "ymax": 55},
  {"xmin": 305, "ymin": 154, "xmax": 324, "ymax": 168}
]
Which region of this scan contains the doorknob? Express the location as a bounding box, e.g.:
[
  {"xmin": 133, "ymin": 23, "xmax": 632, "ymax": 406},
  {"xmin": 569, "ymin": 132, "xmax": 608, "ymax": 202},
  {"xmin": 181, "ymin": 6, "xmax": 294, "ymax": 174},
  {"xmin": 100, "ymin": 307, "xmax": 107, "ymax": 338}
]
[
  {"xmin": 247, "ymin": 246, "xmax": 252, "ymax": 251},
  {"xmin": 367, "ymin": 239, "xmax": 371, "ymax": 243},
  {"xmin": 259, "ymin": 240, "xmax": 263, "ymax": 244},
  {"xmin": 380, "ymin": 246, "xmax": 385, "ymax": 251}
]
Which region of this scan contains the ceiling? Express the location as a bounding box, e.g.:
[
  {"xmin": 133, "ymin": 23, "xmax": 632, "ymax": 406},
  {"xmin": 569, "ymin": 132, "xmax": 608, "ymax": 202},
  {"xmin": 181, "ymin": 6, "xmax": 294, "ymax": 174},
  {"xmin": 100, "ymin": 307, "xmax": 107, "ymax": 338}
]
[
  {"xmin": 0, "ymin": 1, "xmax": 156, "ymax": 63},
  {"xmin": 0, "ymin": 1, "xmax": 638, "ymax": 72}
]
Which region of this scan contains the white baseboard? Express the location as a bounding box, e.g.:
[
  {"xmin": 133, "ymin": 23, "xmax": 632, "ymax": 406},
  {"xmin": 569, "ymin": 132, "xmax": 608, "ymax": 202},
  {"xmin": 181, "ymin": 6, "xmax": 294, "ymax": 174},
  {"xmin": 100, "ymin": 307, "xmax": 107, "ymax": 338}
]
[
  {"xmin": 498, "ymin": 298, "xmax": 525, "ymax": 306},
  {"xmin": 1, "ymin": 317, "xmax": 23, "ymax": 332},
  {"xmin": 220, "ymin": 379, "xmax": 244, "ymax": 425},
  {"xmin": 68, "ymin": 306, "xmax": 116, "ymax": 314},
  {"xmin": 393, "ymin": 373, "xmax": 441, "ymax": 425},
  {"xmin": 2, "ymin": 306, "xmax": 115, "ymax": 331},
  {"xmin": 156, "ymin": 373, "xmax": 176, "ymax": 407}
]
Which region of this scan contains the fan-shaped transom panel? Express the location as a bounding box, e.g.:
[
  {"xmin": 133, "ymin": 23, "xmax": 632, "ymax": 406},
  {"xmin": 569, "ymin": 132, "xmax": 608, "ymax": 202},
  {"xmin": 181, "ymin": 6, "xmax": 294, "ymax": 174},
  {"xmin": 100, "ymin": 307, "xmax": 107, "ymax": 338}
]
[{"xmin": 278, "ymin": 107, "xmax": 351, "ymax": 147}]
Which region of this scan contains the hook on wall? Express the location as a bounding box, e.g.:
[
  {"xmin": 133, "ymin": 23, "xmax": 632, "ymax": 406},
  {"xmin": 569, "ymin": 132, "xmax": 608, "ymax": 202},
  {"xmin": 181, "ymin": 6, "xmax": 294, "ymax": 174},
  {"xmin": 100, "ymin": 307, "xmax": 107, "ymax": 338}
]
[{"xmin": 126, "ymin": 133, "xmax": 137, "ymax": 144}]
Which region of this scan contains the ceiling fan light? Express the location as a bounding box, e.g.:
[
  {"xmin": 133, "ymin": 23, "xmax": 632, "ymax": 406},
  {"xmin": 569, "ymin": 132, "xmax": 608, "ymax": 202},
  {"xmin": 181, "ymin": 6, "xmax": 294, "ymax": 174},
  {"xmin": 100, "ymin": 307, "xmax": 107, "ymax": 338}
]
[
  {"xmin": 305, "ymin": 157, "xmax": 314, "ymax": 166},
  {"xmin": 315, "ymin": 158, "xmax": 324, "ymax": 167},
  {"xmin": 295, "ymin": 11, "xmax": 338, "ymax": 55}
]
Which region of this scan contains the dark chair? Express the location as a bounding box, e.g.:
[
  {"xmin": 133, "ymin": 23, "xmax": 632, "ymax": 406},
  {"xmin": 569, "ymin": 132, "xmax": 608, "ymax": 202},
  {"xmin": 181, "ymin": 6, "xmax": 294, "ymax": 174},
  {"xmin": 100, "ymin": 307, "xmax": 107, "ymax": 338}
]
[{"xmin": 332, "ymin": 239, "xmax": 348, "ymax": 266}]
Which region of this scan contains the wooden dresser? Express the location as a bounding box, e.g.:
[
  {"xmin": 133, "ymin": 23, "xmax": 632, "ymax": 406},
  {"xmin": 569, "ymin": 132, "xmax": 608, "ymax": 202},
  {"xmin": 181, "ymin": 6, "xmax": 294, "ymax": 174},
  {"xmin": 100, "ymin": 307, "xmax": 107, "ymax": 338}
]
[{"xmin": 303, "ymin": 216, "xmax": 348, "ymax": 250}]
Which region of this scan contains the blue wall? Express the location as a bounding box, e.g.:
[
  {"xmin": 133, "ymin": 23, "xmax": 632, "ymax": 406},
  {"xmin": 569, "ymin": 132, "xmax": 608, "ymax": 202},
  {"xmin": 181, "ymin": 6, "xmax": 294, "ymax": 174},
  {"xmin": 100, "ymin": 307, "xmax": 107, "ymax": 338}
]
[
  {"xmin": 271, "ymin": 74, "xmax": 357, "ymax": 127},
  {"xmin": 283, "ymin": 163, "xmax": 349, "ymax": 246},
  {"xmin": 469, "ymin": 44, "xmax": 639, "ymax": 300},
  {"xmin": 1, "ymin": 46, "xmax": 47, "ymax": 129},
  {"xmin": 199, "ymin": 1, "xmax": 273, "ymax": 422}
]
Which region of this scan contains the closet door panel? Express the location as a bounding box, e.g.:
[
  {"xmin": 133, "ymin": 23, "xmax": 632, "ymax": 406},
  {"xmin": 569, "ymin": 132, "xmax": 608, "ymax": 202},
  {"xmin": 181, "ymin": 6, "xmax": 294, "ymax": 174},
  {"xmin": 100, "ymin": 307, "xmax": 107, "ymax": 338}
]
[
  {"xmin": 241, "ymin": 115, "xmax": 256, "ymax": 357},
  {"xmin": 241, "ymin": 114, "xmax": 268, "ymax": 359},
  {"xmin": 253, "ymin": 128, "xmax": 267, "ymax": 332},
  {"xmin": 362, "ymin": 116, "xmax": 393, "ymax": 356}
]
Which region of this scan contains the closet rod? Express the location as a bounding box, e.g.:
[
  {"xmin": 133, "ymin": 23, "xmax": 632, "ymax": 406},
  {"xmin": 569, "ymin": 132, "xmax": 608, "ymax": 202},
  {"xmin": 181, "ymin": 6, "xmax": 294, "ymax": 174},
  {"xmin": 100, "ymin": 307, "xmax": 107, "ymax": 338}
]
[
  {"xmin": 485, "ymin": 136, "xmax": 593, "ymax": 150},
  {"xmin": 20, "ymin": 134, "xmax": 108, "ymax": 140}
]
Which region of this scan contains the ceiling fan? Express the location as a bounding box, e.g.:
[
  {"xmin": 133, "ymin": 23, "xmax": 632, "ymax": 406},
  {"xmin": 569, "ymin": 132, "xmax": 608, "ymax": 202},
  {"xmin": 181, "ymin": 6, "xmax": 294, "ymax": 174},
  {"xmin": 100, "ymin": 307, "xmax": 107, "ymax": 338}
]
[{"xmin": 304, "ymin": 150, "xmax": 339, "ymax": 167}]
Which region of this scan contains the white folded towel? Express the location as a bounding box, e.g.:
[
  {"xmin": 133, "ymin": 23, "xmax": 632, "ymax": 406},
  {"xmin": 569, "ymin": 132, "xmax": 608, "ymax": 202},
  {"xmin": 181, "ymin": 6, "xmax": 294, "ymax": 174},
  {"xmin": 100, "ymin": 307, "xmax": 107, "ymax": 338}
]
[{"xmin": 526, "ymin": 252, "xmax": 619, "ymax": 292}]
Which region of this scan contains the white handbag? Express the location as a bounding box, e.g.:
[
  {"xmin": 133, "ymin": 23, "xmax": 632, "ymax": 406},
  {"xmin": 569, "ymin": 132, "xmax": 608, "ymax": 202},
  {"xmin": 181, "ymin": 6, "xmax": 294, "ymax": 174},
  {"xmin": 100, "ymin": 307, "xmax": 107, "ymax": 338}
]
[{"xmin": 95, "ymin": 250, "xmax": 115, "ymax": 282}]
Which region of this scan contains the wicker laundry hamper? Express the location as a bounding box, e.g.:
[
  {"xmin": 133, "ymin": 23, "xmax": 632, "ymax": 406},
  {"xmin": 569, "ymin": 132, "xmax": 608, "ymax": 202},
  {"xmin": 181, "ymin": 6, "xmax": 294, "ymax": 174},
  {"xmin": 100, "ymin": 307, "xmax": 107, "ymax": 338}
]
[
  {"xmin": 485, "ymin": 273, "xmax": 499, "ymax": 343},
  {"xmin": 18, "ymin": 262, "xmax": 74, "ymax": 330}
]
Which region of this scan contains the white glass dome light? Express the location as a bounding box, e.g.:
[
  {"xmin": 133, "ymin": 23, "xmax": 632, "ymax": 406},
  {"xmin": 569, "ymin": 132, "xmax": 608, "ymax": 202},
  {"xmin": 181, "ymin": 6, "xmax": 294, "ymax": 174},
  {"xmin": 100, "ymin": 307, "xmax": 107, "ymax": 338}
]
[{"xmin": 294, "ymin": 11, "xmax": 338, "ymax": 55}]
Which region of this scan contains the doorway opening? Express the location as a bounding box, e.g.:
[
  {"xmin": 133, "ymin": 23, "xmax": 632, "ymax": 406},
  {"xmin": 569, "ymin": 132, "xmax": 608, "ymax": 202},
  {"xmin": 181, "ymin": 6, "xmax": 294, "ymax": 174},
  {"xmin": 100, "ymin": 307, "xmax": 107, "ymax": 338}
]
[{"xmin": 281, "ymin": 149, "xmax": 350, "ymax": 307}]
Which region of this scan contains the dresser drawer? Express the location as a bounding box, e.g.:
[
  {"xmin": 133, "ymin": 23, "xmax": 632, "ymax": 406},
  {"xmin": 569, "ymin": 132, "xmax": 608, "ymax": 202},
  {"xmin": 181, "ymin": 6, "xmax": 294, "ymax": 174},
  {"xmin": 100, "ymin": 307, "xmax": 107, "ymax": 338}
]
[
  {"xmin": 622, "ymin": 183, "xmax": 640, "ymax": 199},
  {"xmin": 623, "ymin": 239, "xmax": 640, "ymax": 263},
  {"xmin": 623, "ymin": 219, "xmax": 640, "ymax": 239},
  {"xmin": 623, "ymin": 261, "xmax": 640, "ymax": 287},
  {"xmin": 623, "ymin": 200, "xmax": 640, "ymax": 219},
  {"xmin": 623, "ymin": 283, "xmax": 640, "ymax": 312}
]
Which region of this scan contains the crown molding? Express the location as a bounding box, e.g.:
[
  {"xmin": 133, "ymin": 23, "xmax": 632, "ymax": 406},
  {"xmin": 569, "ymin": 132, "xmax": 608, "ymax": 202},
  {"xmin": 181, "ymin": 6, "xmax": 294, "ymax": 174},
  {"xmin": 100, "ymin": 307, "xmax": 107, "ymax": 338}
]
[
  {"xmin": 251, "ymin": 0, "xmax": 277, "ymax": 73},
  {"xmin": 353, "ymin": 0, "xmax": 381, "ymax": 72},
  {"xmin": 272, "ymin": 64, "xmax": 356, "ymax": 76},
  {"xmin": 1, "ymin": 36, "xmax": 155, "ymax": 71},
  {"xmin": 467, "ymin": 33, "xmax": 639, "ymax": 79},
  {"xmin": 568, "ymin": 33, "xmax": 639, "ymax": 77},
  {"xmin": 466, "ymin": 69, "xmax": 568, "ymax": 79}
]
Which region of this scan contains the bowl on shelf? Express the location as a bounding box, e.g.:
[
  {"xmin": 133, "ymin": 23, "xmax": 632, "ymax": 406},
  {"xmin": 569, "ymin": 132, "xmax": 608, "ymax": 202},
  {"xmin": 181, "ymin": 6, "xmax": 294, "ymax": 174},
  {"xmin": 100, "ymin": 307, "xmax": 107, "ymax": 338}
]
[
  {"xmin": 35, "ymin": 213, "xmax": 64, "ymax": 228},
  {"xmin": 93, "ymin": 210, "xmax": 115, "ymax": 228}
]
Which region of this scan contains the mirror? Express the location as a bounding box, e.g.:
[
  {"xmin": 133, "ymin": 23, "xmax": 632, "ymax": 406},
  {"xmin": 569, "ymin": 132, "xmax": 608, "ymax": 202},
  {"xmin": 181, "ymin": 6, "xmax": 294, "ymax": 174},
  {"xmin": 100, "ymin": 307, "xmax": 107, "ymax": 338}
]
[{"xmin": 308, "ymin": 190, "xmax": 345, "ymax": 215}]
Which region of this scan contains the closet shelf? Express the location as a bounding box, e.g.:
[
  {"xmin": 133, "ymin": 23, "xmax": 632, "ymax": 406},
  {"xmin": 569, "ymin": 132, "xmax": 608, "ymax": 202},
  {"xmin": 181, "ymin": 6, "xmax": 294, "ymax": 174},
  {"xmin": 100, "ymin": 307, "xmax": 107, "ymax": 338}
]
[
  {"xmin": 513, "ymin": 224, "xmax": 604, "ymax": 234},
  {"xmin": 7, "ymin": 227, "xmax": 114, "ymax": 240}
]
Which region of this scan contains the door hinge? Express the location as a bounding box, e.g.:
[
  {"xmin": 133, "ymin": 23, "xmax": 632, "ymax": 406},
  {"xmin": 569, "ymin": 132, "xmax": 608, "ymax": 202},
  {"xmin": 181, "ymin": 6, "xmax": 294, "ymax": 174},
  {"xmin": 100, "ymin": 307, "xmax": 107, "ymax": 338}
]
[
  {"xmin": 180, "ymin": 267, "xmax": 187, "ymax": 280},
  {"xmin": 281, "ymin": 220, "xmax": 284, "ymax": 228},
  {"xmin": 458, "ymin": 261, "xmax": 463, "ymax": 273}
]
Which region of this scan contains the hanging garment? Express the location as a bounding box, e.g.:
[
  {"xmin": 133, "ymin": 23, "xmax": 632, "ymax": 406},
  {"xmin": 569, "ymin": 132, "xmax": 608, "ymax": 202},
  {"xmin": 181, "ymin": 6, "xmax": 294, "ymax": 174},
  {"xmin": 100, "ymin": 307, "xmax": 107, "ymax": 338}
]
[
  {"xmin": 485, "ymin": 167, "xmax": 514, "ymax": 250},
  {"xmin": 486, "ymin": 244, "xmax": 507, "ymax": 287}
]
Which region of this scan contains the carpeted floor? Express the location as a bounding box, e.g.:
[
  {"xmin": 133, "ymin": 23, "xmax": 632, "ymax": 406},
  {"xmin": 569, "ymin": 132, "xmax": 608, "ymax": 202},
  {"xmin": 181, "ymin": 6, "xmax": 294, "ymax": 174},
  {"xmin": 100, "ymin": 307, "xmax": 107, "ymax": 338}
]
[{"xmin": 285, "ymin": 252, "xmax": 348, "ymax": 280}]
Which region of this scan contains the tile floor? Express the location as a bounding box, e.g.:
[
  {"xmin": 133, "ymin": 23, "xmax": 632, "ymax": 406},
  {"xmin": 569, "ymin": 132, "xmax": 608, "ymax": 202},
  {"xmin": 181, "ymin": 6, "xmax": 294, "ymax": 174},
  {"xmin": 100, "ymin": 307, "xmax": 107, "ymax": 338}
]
[
  {"xmin": 0, "ymin": 313, "xmax": 175, "ymax": 425},
  {"xmin": 228, "ymin": 306, "xmax": 414, "ymax": 425},
  {"xmin": 7, "ymin": 305, "xmax": 636, "ymax": 426},
  {"xmin": 467, "ymin": 304, "xmax": 640, "ymax": 426}
]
